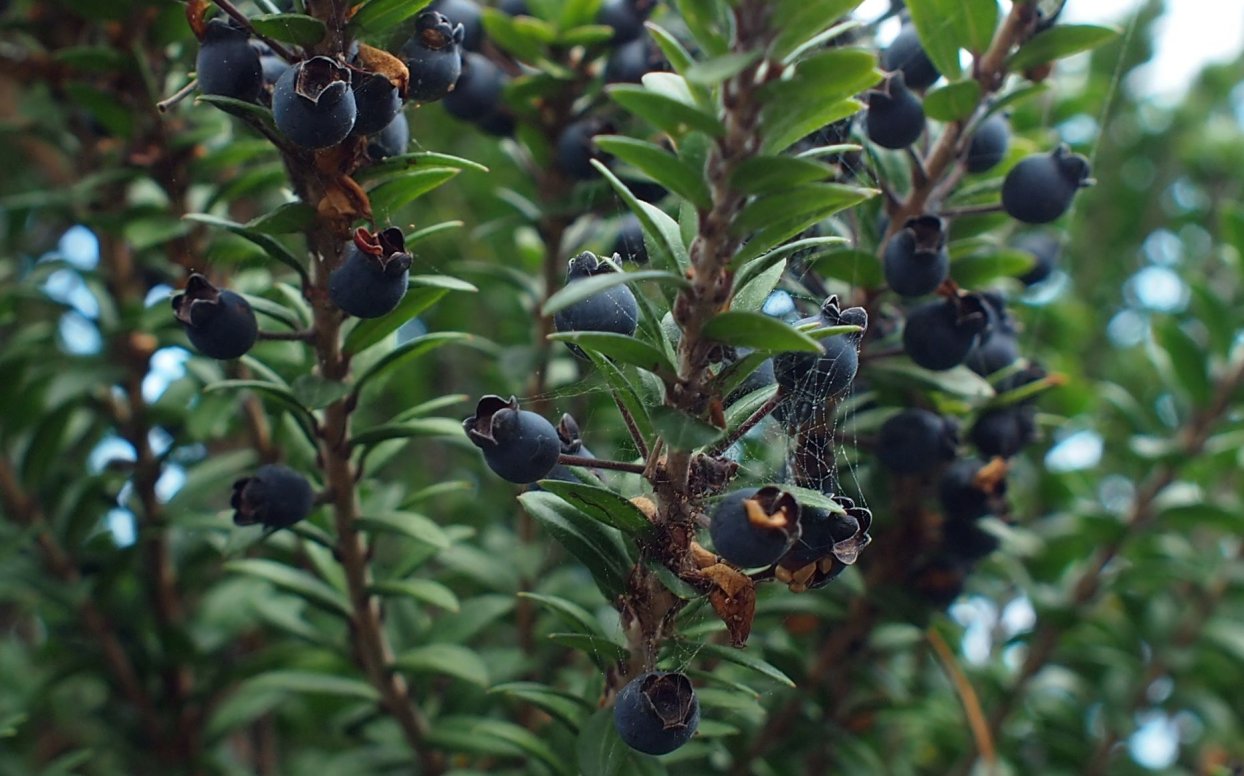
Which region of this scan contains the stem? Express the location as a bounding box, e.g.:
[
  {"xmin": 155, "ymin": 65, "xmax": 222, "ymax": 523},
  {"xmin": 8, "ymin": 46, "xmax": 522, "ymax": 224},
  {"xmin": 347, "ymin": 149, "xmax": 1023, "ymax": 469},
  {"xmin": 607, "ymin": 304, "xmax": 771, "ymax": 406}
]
[
  {"xmin": 558, "ymin": 454, "xmax": 646, "ymax": 474},
  {"xmin": 157, "ymin": 79, "xmax": 198, "ymax": 113},
  {"xmin": 257, "ymin": 328, "xmax": 316, "ymax": 342},
  {"xmin": 928, "ymin": 628, "xmax": 996, "ymax": 768},
  {"xmin": 614, "ymin": 395, "xmax": 649, "ymax": 460},
  {"xmin": 938, "ymin": 202, "xmax": 1005, "ymax": 219},
  {"xmin": 705, "ymin": 390, "xmax": 783, "ymax": 457}
]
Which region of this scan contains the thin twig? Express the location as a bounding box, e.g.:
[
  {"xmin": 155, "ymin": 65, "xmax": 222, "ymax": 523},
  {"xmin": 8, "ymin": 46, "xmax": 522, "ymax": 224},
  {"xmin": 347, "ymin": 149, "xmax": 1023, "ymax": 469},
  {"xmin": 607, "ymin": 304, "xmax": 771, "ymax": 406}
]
[
  {"xmin": 613, "ymin": 395, "xmax": 649, "ymax": 459},
  {"xmin": 705, "ymin": 390, "xmax": 784, "ymax": 457},
  {"xmin": 938, "ymin": 202, "xmax": 1005, "ymax": 219},
  {"xmin": 257, "ymin": 328, "xmax": 315, "ymax": 342},
  {"xmin": 209, "ymin": 0, "xmax": 299, "ymax": 61},
  {"xmin": 559, "ymin": 453, "xmax": 645, "ymax": 474},
  {"xmin": 157, "ymin": 79, "xmax": 198, "ymax": 113},
  {"xmin": 928, "ymin": 628, "xmax": 996, "ymax": 770}
]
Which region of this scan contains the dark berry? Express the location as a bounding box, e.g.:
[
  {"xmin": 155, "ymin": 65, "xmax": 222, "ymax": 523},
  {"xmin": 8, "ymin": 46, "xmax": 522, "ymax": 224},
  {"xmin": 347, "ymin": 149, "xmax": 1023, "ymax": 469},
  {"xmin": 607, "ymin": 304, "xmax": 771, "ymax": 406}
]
[
  {"xmin": 866, "ymin": 71, "xmax": 925, "ymax": 149},
  {"xmin": 883, "ymin": 215, "xmax": 948, "ymax": 297},
  {"xmin": 597, "ymin": 0, "xmax": 655, "ymax": 43},
  {"xmin": 625, "ymin": 177, "xmax": 668, "ymax": 203},
  {"xmin": 942, "ymin": 517, "xmax": 1000, "ymax": 563},
  {"xmin": 876, "ymin": 408, "xmax": 958, "ymax": 474},
  {"xmin": 463, "ymin": 395, "xmax": 562, "ymax": 484},
  {"xmin": 902, "ymin": 294, "xmax": 990, "ymax": 371},
  {"xmin": 613, "ymin": 672, "xmax": 699, "ymax": 756},
  {"xmin": 781, "ymin": 503, "xmax": 859, "ymax": 569},
  {"xmin": 368, "ymin": 110, "xmax": 410, "ymax": 159},
  {"xmin": 351, "ymin": 72, "xmax": 403, "ymax": 135},
  {"xmin": 966, "ymin": 331, "xmax": 1019, "ymax": 377},
  {"xmin": 401, "ymin": 11, "xmax": 465, "ymax": 103},
  {"xmin": 882, "ymin": 24, "xmax": 939, "ymax": 90},
  {"xmin": 556, "ymin": 118, "xmax": 613, "ymax": 180},
  {"xmin": 231, "ymin": 464, "xmax": 314, "ymax": 531},
  {"xmin": 329, "ymin": 227, "xmax": 412, "ymax": 319},
  {"xmin": 604, "ymin": 34, "xmax": 666, "ymax": 84},
  {"xmin": 939, "ymin": 458, "xmax": 1007, "ymax": 521},
  {"xmin": 197, "ymin": 19, "xmax": 262, "ymax": 102},
  {"xmin": 1001, "ymin": 145, "xmax": 1093, "ymax": 224},
  {"xmin": 912, "ymin": 556, "xmax": 967, "ymax": 608},
  {"xmin": 499, "ymin": 0, "xmax": 530, "ymax": 15},
  {"xmin": 777, "ymin": 494, "xmax": 872, "ymax": 590},
  {"xmin": 773, "ymin": 296, "xmax": 867, "ymax": 402},
  {"xmin": 443, "ymin": 52, "xmax": 505, "ymax": 122},
  {"xmin": 552, "ymin": 251, "xmax": 639, "ymax": 341},
  {"xmin": 709, "ymin": 487, "xmax": 800, "ymax": 568},
  {"xmin": 612, "ymin": 212, "xmax": 648, "ymax": 264},
  {"xmin": 272, "ymin": 56, "xmax": 357, "ymax": 149},
  {"xmin": 723, "ymin": 348, "xmax": 775, "ymax": 406},
  {"xmin": 429, "ymin": 0, "xmax": 483, "ymax": 51},
  {"xmin": 171, "ymin": 273, "xmax": 258, "ymax": 360},
  {"xmin": 969, "ymin": 405, "xmax": 1036, "ymax": 458},
  {"xmin": 995, "ymin": 361, "xmax": 1048, "ymax": 398},
  {"xmin": 248, "ymin": 39, "xmax": 290, "ymax": 91},
  {"xmin": 966, "ymin": 114, "xmax": 1010, "ymax": 173},
  {"xmin": 1013, "ymin": 231, "xmax": 1060, "ymax": 285},
  {"xmin": 477, "ymin": 110, "xmax": 517, "ymax": 136}
]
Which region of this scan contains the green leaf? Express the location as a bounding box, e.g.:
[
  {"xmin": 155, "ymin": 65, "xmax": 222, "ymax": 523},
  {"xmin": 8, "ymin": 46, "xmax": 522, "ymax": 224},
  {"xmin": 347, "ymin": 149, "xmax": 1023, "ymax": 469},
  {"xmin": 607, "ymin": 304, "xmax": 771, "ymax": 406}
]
[
  {"xmin": 732, "ymin": 184, "xmax": 877, "ymax": 235},
  {"xmin": 950, "ymin": 247, "xmax": 1035, "ymax": 286},
  {"xmin": 548, "ymin": 332, "xmax": 674, "ymax": 375},
  {"xmin": 670, "ymin": 642, "xmax": 796, "ymax": 687},
  {"xmin": 291, "ymin": 374, "xmax": 351, "ymax": 410},
  {"xmin": 683, "ymin": 51, "xmax": 761, "ymax": 86},
  {"xmin": 1007, "ymin": 24, "xmax": 1120, "ymax": 72},
  {"xmin": 355, "ymin": 151, "xmax": 488, "ymax": 181},
  {"xmin": 771, "ymin": 0, "xmax": 863, "ymax": 60},
  {"xmin": 577, "ymin": 707, "xmax": 667, "ymax": 776},
  {"xmin": 428, "ymin": 716, "xmax": 573, "ymax": 776},
  {"xmin": 592, "ymin": 161, "xmax": 692, "ymax": 273},
  {"xmin": 923, "ymin": 80, "xmax": 983, "ymax": 122},
  {"xmin": 489, "ymin": 682, "xmax": 593, "ymax": 731},
  {"xmin": 808, "ymin": 249, "xmax": 886, "ymax": 288},
  {"xmin": 225, "ymin": 560, "xmax": 351, "ymax": 618},
  {"xmin": 592, "ymin": 136, "xmax": 711, "ymax": 209},
  {"xmin": 729, "ymin": 156, "xmax": 834, "ymax": 196},
  {"xmin": 731, "ymin": 258, "xmax": 787, "ymax": 313},
  {"xmin": 183, "ymin": 213, "xmax": 308, "ymax": 284},
  {"xmin": 702, "ymin": 311, "xmax": 822, "ymax": 353},
  {"xmin": 244, "ymin": 671, "xmax": 379, "ymax": 702},
  {"xmin": 870, "ymin": 359, "xmax": 994, "ymax": 399},
  {"xmin": 371, "ymin": 579, "xmax": 460, "ymax": 612},
  {"xmin": 671, "ymin": 0, "xmax": 730, "ymax": 56},
  {"xmin": 356, "ymin": 511, "xmax": 451, "ymax": 549},
  {"xmin": 518, "ymin": 592, "xmax": 608, "ymax": 637},
  {"xmin": 607, "ymin": 83, "xmax": 724, "ymax": 138},
  {"xmin": 904, "ymin": 0, "xmax": 965, "ymax": 79},
  {"xmin": 535, "ymin": 480, "xmax": 653, "ymax": 535},
  {"xmin": 645, "ymin": 23, "xmax": 696, "ymax": 74},
  {"xmin": 649, "ymin": 406, "xmax": 724, "ymax": 450},
  {"xmin": 368, "ymin": 168, "xmax": 461, "ymax": 220},
  {"xmin": 193, "ymin": 94, "xmax": 276, "ymax": 128},
  {"xmin": 342, "ymin": 288, "xmax": 449, "ymax": 353},
  {"xmin": 350, "ymin": 0, "xmax": 434, "ymax": 32},
  {"xmin": 1154, "ymin": 318, "xmax": 1211, "ymax": 406},
  {"xmin": 353, "ymin": 332, "xmax": 475, "ymax": 395},
  {"xmin": 246, "ymin": 201, "xmax": 315, "ymax": 234},
  {"xmin": 959, "ymin": 0, "xmax": 999, "ymax": 53},
  {"xmin": 349, "ymin": 417, "xmax": 465, "ymax": 449},
  {"xmin": 542, "ymin": 270, "xmax": 686, "ymax": 316},
  {"xmin": 518, "ymin": 491, "xmax": 631, "ymax": 598},
  {"xmin": 558, "ymin": 23, "xmax": 614, "ymax": 46},
  {"xmin": 250, "ymin": 13, "xmax": 326, "ymax": 46},
  {"xmin": 481, "ymin": 8, "xmax": 554, "ymax": 61},
  {"xmin": 547, "ymin": 633, "xmax": 631, "ymax": 666},
  {"xmin": 394, "ymin": 644, "xmax": 490, "ymax": 686},
  {"xmin": 203, "ymin": 379, "xmax": 315, "ymax": 425}
]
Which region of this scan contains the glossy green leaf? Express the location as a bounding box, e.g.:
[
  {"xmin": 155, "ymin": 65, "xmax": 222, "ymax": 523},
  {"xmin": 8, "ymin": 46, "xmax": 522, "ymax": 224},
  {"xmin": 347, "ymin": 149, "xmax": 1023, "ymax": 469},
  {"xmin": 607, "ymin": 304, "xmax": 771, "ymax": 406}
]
[
  {"xmin": 592, "ymin": 136, "xmax": 710, "ymax": 209},
  {"xmin": 250, "ymin": 13, "xmax": 326, "ymax": 46},
  {"xmin": 354, "ymin": 152, "xmax": 488, "ymax": 181},
  {"xmin": 771, "ymin": 0, "xmax": 863, "ymax": 59},
  {"xmin": 518, "ymin": 592, "xmax": 608, "ymax": 637},
  {"xmin": 548, "ymin": 332, "xmax": 674, "ymax": 375},
  {"xmin": 607, "ymin": 84, "xmax": 724, "ymax": 138},
  {"xmin": 244, "ymin": 671, "xmax": 379, "ymax": 701},
  {"xmin": 370, "ymin": 579, "xmax": 460, "ymax": 612},
  {"xmin": 808, "ymin": 249, "xmax": 886, "ymax": 288},
  {"xmin": 342, "ymin": 288, "xmax": 449, "ymax": 353},
  {"xmin": 731, "ymin": 258, "xmax": 787, "ymax": 313},
  {"xmin": 246, "ymin": 201, "xmax": 315, "ymax": 234},
  {"xmin": 368, "ymin": 168, "xmax": 460, "ymax": 220},
  {"xmin": 183, "ymin": 213, "xmax": 308, "ymax": 284},
  {"xmin": 729, "ymin": 156, "xmax": 835, "ymax": 196},
  {"xmin": 535, "ymin": 480, "xmax": 652, "ymax": 535},
  {"xmin": 291, "ymin": 373, "xmax": 351, "ymax": 410},
  {"xmin": 518, "ymin": 491, "xmax": 631, "ymax": 598},
  {"xmin": 923, "ymin": 80, "xmax": 983, "ymax": 122},
  {"xmin": 225, "ymin": 560, "xmax": 351, "ymax": 618},
  {"xmin": 904, "ymin": 0, "xmax": 965, "ymax": 78},
  {"xmin": 733, "ymin": 183, "xmax": 877, "ymax": 235},
  {"xmin": 649, "ymin": 406, "xmax": 724, "ymax": 450},
  {"xmin": 950, "ymin": 247, "xmax": 1035, "ymax": 286},
  {"xmin": 348, "ymin": 418, "xmax": 465, "ymax": 449},
  {"xmin": 488, "ymin": 682, "xmax": 593, "ymax": 731},
  {"xmin": 203, "ymin": 379, "xmax": 315, "ymax": 425},
  {"xmin": 350, "ymin": 0, "xmax": 434, "ymax": 32},
  {"xmin": 542, "ymin": 269, "xmax": 686, "ymax": 316},
  {"xmin": 683, "ymin": 51, "xmax": 761, "ymax": 86},
  {"xmin": 1008, "ymin": 24, "xmax": 1121, "ymax": 72},
  {"xmin": 670, "ymin": 642, "xmax": 796, "ymax": 687},
  {"xmin": 592, "ymin": 161, "xmax": 692, "ymax": 272},
  {"xmin": 702, "ymin": 311, "xmax": 822, "ymax": 353},
  {"xmin": 1154, "ymin": 318, "xmax": 1211, "ymax": 406},
  {"xmin": 353, "ymin": 331, "xmax": 475, "ymax": 394},
  {"xmin": 394, "ymin": 644, "xmax": 490, "ymax": 686},
  {"xmin": 428, "ymin": 716, "xmax": 573, "ymax": 775}
]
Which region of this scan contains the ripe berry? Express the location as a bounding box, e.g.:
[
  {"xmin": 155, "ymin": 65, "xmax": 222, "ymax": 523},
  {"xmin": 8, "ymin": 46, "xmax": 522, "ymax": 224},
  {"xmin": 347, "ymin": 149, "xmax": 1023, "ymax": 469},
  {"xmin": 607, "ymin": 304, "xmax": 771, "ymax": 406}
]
[
  {"xmin": 329, "ymin": 227, "xmax": 412, "ymax": 319},
  {"xmin": 723, "ymin": 348, "xmax": 775, "ymax": 406},
  {"xmin": 1013, "ymin": 231, "xmax": 1060, "ymax": 285},
  {"xmin": 1001, "ymin": 145, "xmax": 1093, "ymax": 224},
  {"xmin": 781, "ymin": 499, "xmax": 864, "ymax": 569},
  {"xmin": 197, "ymin": 19, "xmax": 262, "ymax": 102},
  {"xmin": 966, "ymin": 114, "xmax": 1010, "ymax": 173},
  {"xmin": 248, "ymin": 39, "xmax": 289, "ymax": 94},
  {"xmin": 598, "ymin": 0, "xmax": 656, "ymax": 44},
  {"xmin": 612, "ymin": 213, "xmax": 648, "ymax": 264},
  {"xmin": 499, "ymin": 0, "xmax": 530, "ymax": 15},
  {"xmin": 773, "ymin": 296, "xmax": 868, "ymax": 402},
  {"xmin": 463, "ymin": 395, "xmax": 562, "ymax": 484},
  {"xmin": 351, "ymin": 72, "xmax": 403, "ymax": 135},
  {"xmin": 272, "ymin": 56, "xmax": 357, "ymax": 149},
  {"xmin": 429, "ymin": 0, "xmax": 483, "ymax": 51},
  {"xmin": 604, "ymin": 34, "xmax": 666, "ymax": 84},
  {"xmin": 171, "ymin": 273, "xmax": 258, "ymax": 360},
  {"xmin": 709, "ymin": 486, "xmax": 801, "ymax": 568},
  {"xmin": 401, "ymin": 11, "xmax": 465, "ymax": 103},
  {"xmin": 443, "ymin": 52, "xmax": 504, "ymax": 122},
  {"xmin": 613, "ymin": 672, "xmax": 700, "ymax": 756},
  {"xmin": 556, "ymin": 118, "xmax": 613, "ymax": 180},
  {"xmin": 552, "ymin": 251, "xmax": 639, "ymax": 341},
  {"xmin": 965, "ymin": 331, "xmax": 1019, "ymax": 376},
  {"xmin": 939, "ymin": 458, "xmax": 1007, "ymax": 521},
  {"xmin": 231, "ymin": 464, "xmax": 315, "ymax": 531},
  {"xmin": 478, "ymin": 110, "xmax": 517, "ymax": 137},
  {"xmin": 866, "ymin": 71, "xmax": 925, "ymax": 149},
  {"xmin": 367, "ymin": 111, "xmax": 410, "ymax": 159},
  {"xmin": 969, "ymin": 405, "xmax": 1036, "ymax": 458},
  {"xmin": 902, "ymin": 294, "xmax": 990, "ymax": 371},
  {"xmin": 942, "ymin": 516, "xmax": 1000, "ymax": 563},
  {"xmin": 883, "ymin": 215, "xmax": 948, "ymax": 297},
  {"xmin": 882, "ymin": 24, "xmax": 939, "ymax": 90},
  {"xmin": 876, "ymin": 408, "xmax": 958, "ymax": 474}
]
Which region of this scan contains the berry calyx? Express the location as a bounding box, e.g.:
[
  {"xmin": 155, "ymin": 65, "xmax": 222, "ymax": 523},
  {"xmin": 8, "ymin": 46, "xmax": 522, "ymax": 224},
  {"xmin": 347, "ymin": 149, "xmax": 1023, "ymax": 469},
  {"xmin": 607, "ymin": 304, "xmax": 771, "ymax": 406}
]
[{"xmin": 401, "ymin": 10, "xmax": 465, "ymax": 103}]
